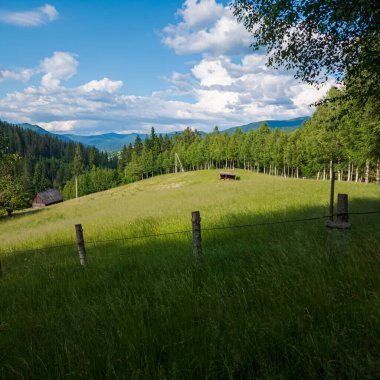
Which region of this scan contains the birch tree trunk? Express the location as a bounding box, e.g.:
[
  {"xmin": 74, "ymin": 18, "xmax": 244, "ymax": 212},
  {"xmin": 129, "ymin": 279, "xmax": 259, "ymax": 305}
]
[
  {"xmin": 347, "ymin": 161, "xmax": 351, "ymax": 182},
  {"xmin": 365, "ymin": 159, "xmax": 370, "ymax": 184},
  {"xmin": 355, "ymin": 166, "xmax": 359, "ymax": 182},
  {"xmin": 317, "ymin": 171, "xmax": 320, "ymax": 180},
  {"xmin": 376, "ymin": 158, "xmax": 380, "ymax": 184}
]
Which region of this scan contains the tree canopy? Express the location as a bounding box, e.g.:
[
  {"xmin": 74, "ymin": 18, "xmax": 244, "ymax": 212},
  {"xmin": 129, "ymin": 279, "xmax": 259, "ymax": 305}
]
[{"xmin": 231, "ymin": 0, "xmax": 380, "ymax": 97}]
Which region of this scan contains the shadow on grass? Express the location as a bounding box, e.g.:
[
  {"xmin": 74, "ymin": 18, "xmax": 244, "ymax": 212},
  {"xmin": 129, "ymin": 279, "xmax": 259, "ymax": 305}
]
[
  {"xmin": 2, "ymin": 197, "xmax": 380, "ymax": 285},
  {"xmin": 0, "ymin": 198, "xmax": 379, "ymax": 379},
  {"xmin": 0, "ymin": 207, "xmax": 45, "ymax": 223}
]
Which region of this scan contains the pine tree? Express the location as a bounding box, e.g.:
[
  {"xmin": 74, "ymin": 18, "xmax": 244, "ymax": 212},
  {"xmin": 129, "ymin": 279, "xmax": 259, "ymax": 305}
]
[{"xmin": 72, "ymin": 144, "xmax": 85, "ymax": 176}]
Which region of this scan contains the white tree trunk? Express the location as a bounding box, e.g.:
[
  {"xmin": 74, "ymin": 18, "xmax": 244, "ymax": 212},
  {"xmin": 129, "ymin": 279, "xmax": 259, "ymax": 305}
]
[
  {"xmin": 376, "ymin": 158, "xmax": 380, "ymax": 184},
  {"xmin": 317, "ymin": 171, "xmax": 320, "ymax": 180},
  {"xmin": 365, "ymin": 159, "xmax": 370, "ymax": 184}
]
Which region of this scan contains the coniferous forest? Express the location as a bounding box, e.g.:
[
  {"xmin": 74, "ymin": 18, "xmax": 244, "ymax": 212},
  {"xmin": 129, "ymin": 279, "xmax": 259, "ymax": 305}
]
[{"xmin": 1, "ymin": 85, "xmax": 379, "ymax": 215}]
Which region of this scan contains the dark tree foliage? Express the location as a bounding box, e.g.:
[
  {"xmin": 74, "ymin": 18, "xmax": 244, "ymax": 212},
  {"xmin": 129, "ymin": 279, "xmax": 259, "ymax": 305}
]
[
  {"xmin": 0, "ymin": 120, "xmax": 115, "ymax": 210},
  {"xmin": 231, "ymin": 0, "xmax": 380, "ymax": 97}
]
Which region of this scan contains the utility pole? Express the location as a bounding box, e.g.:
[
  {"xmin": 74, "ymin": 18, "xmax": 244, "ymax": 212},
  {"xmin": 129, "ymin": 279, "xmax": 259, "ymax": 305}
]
[{"xmin": 175, "ymin": 153, "xmax": 184, "ymax": 173}]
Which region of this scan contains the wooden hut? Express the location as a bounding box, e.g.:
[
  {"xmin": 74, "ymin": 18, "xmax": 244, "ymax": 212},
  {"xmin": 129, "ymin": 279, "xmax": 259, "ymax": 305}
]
[
  {"xmin": 32, "ymin": 189, "xmax": 63, "ymax": 208},
  {"xmin": 219, "ymin": 172, "xmax": 237, "ymax": 180}
]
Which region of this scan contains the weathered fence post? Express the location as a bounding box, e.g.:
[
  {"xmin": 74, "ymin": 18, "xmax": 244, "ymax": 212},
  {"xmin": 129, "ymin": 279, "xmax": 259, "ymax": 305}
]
[
  {"xmin": 75, "ymin": 224, "xmax": 87, "ymax": 266},
  {"xmin": 329, "ymin": 160, "xmax": 335, "ymax": 221},
  {"xmin": 192, "ymin": 211, "xmax": 202, "ymax": 258},
  {"xmin": 337, "ymin": 194, "xmax": 348, "ymax": 223},
  {"xmin": 326, "ymin": 193, "xmax": 351, "ymax": 229},
  {"xmin": 337, "ymin": 194, "xmax": 351, "ymax": 229}
]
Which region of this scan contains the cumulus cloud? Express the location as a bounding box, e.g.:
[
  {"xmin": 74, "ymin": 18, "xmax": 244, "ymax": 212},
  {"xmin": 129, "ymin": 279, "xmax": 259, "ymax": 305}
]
[
  {"xmin": 80, "ymin": 78, "xmax": 123, "ymax": 93},
  {"xmin": 192, "ymin": 59, "xmax": 233, "ymax": 86},
  {"xmin": 0, "ymin": 3, "xmax": 58, "ymax": 27},
  {"xmin": 0, "ymin": 53, "xmax": 331, "ymax": 134},
  {"xmin": 39, "ymin": 120, "xmax": 79, "ymax": 132},
  {"xmin": 40, "ymin": 52, "xmax": 79, "ymax": 89},
  {"xmin": 0, "ymin": 68, "xmax": 34, "ymax": 83},
  {"xmin": 162, "ymin": 0, "xmax": 251, "ymax": 56}
]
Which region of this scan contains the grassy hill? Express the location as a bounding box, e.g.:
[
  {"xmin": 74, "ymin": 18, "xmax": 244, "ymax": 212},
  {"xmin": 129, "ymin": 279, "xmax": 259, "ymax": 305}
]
[{"xmin": 0, "ymin": 170, "xmax": 379, "ymax": 379}]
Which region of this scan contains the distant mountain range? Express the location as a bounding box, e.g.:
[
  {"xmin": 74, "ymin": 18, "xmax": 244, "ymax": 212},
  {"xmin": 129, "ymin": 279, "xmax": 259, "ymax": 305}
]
[
  {"xmin": 18, "ymin": 123, "xmax": 72, "ymax": 143},
  {"xmin": 225, "ymin": 116, "xmax": 309, "ymax": 134},
  {"xmin": 16, "ymin": 116, "xmax": 309, "ymax": 152}
]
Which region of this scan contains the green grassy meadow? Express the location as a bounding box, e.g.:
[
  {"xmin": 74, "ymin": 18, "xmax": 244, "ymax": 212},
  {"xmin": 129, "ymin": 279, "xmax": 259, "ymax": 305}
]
[{"xmin": 0, "ymin": 170, "xmax": 379, "ymax": 379}]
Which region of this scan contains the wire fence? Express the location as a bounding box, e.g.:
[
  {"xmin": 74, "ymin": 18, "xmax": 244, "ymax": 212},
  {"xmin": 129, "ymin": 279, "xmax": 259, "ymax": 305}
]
[{"xmin": 2, "ymin": 210, "xmax": 380, "ymax": 257}]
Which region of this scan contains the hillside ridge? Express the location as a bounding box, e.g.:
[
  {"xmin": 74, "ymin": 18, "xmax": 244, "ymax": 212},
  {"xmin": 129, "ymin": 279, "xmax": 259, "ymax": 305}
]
[{"xmin": 15, "ymin": 116, "xmax": 310, "ymax": 151}]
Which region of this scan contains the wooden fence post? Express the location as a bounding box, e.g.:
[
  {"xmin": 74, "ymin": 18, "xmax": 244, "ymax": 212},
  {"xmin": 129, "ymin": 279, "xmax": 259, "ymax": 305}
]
[
  {"xmin": 337, "ymin": 194, "xmax": 350, "ymax": 228},
  {"xmin": 192, "ymin": 211, "xmax": 202, "ymax": 258},
  {"xmin": 329, "ymin": 160, "xmax": 335, "ymax": 221},
  {"xmin": 75, "ymin": 224, "xmax": 87, "ymax": 266}
]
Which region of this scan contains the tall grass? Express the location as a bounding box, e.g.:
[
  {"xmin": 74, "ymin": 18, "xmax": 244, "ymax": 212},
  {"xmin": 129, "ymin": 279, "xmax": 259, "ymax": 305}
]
[{"xmin": 0, "ymin": 170, "xmax": 379, "ymax": 379}]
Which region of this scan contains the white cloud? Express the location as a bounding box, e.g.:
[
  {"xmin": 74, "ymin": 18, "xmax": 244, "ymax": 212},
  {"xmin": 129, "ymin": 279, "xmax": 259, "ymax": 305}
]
[
  {"xmin": 0, "ymin": 3, "xmax": 58, "ymax": 27},
  {"xmin": 0, "ymin": 68, "xmax": 34, "ymax": 83},
  {"xmin": 179, "ymin": 0, "xmax": 224, "ymax": 28},
  {"xmin": 192, "ymin": 59, "xmax": 233, "ymax": 86},
  {"xmin": 39, "ymin": 120, "xmax": 79, "ymax": 132},
  {"xmin": 162, "ymin": 0, "xmax": 251, "ymax": 56},
  {"xmin": 40, "ymin": 52, "xmax": 79, "ymax": 89},
  {"xmin": 0, "ymin": 54, "xmax": 330, "ymax": 134},
  {"xmin": 80, "ymin": 78, "xmax": 123, "ymax": 93}
]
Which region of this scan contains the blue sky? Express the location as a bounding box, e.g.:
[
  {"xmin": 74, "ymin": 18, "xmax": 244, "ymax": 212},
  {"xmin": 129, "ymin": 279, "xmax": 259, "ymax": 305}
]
[{"xmin": 0, "ymin": 0, "xmax": 331, "ymax": 135}]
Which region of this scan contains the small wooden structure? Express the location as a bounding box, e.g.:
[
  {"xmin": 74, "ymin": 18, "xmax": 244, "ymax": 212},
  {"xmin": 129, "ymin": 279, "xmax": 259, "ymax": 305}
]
[
  {"xmin": 219, "ymin": 172, "xmax": 237, "ymax": 180},
  {"xmin": 32, "ymin": 188, "xmax": 63, "ymax": 208}
]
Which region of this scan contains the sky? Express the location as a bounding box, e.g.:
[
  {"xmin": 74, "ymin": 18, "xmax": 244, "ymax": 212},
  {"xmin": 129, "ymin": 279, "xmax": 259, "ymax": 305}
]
[{"xmin": 0, "ymin": 0, "xmax": 333, "ymax": 135}]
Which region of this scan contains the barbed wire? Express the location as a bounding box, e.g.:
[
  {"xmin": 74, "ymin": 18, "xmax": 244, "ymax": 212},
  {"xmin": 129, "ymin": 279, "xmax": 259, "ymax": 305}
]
[
  {"xmin": 86, "ymin": 229, "xmax": 193, "ymax": 246},
  {"xmin": 2, "ymin": 210, "xmax": 380, "ymax": 256}
]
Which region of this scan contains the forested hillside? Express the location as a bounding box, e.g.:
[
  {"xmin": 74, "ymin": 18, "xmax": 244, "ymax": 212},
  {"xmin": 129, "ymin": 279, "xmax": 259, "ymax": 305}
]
[
  {"xmin": 0, "ymin": 120, "xmax": 117, "ymax": 214},
  {"xmin": 113, "ymin": 87, "xmax": 380, "ymax": 186}
]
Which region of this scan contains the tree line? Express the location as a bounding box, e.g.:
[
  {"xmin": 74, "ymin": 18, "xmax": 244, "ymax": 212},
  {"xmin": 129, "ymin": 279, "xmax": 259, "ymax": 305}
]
[{"xmin": 111, "ymin": 86, "xmax": 379, "ymax": 187}]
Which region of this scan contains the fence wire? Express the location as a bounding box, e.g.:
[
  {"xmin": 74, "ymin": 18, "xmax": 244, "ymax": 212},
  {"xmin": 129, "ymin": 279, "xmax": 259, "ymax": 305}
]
[{"xmin": 2, "ymin": 210, "xmax": 380, "ymax": 256}]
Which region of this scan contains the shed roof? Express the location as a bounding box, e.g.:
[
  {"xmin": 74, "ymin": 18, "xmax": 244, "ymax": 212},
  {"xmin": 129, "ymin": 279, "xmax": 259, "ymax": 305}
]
[{"xmin": 36, "ymin": 188, "xmax": 63, "ymax": 205}]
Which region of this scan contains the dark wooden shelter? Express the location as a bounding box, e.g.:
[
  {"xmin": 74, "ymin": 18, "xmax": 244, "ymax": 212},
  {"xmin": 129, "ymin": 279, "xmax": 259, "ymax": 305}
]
[
  {"xmin": 32, "ymin": 189, "xmax": 63, "ymax": 208},
  {"xmin": 219, "ymin": 172, "xmax": 237, "ymax": 180}
]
